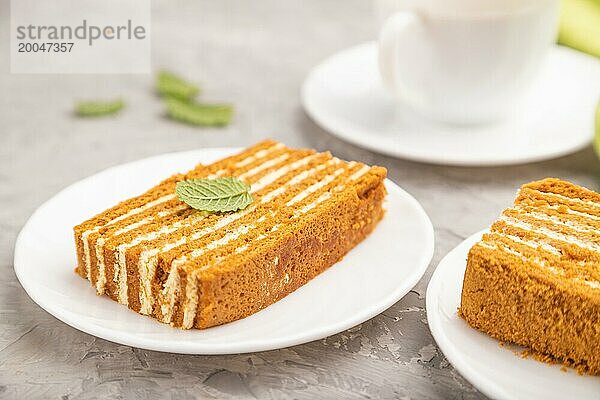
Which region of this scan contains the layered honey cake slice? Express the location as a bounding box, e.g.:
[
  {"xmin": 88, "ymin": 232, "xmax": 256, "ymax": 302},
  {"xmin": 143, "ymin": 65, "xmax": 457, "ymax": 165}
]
[
  {"xmin": 459, "ymin": 178, "xmax": 600, "ymax": 374},
  {"xmin": 74, "ymin": 140, "xmax": 387, "ymax": 329}
]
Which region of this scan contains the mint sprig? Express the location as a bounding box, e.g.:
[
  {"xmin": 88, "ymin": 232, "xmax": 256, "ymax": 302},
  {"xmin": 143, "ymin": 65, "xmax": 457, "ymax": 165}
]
[
  {"xmin": 75, "ymin": 99, "xmax": 124, "ymax": 117},
  {"xmin": 165, "ymin": 96, "xmax": 233, "ymax": 127},
  {"xmin": 176, "ymin": 177, "xmax": 253, "ymax": 212},
  {"xmin": 156, "ymin": 70, "xmax": 200, "ymax": 101}
]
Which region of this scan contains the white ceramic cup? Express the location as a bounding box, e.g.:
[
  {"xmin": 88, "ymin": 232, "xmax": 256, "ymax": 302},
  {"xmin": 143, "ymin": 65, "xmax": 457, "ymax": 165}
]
[{"xmin": 378, "ymin": 0, "xmax": 559, "ymax": 124}]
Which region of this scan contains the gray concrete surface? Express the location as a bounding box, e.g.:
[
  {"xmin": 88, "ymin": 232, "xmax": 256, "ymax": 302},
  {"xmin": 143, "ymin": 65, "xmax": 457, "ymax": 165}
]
[{"xmin": 1, "ymin": 1, "xmax": 599, "ymax": 399}]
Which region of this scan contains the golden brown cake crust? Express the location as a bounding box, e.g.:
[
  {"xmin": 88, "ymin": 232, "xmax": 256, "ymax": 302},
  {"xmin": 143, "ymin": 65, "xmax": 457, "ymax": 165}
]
[{"xmin": 459, "ymin": 178, "xmax": 600, "ymax": 375}]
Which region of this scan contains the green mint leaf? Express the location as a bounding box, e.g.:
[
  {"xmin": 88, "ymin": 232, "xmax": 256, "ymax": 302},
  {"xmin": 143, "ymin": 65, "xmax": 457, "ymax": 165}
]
[
  {"xmin": 165, "ymin": 96, "xmax": 233, "ymax": 127},
  {"xmin": 176, "ymin": 177, "xmax": 253, "ymax": 212},
  {"xmin": 75, "ymin": 99, "xmax": 124, "ymax": 117},
  {"xmin": 157, "ymin": 70, "xmax": 200, "ymax": 101}
]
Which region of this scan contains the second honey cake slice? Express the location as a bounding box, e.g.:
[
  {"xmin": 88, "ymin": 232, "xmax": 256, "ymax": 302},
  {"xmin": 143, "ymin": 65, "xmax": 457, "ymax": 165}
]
[{"xmin": 460, "ymin": 178, "xmax": 600, "ymax": 374}]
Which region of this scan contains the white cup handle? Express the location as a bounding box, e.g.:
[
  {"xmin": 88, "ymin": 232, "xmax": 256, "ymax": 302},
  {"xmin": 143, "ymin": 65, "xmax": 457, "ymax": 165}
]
[{"xmin": 378, "ymin": 12, "xmax": 421, "ymax": 91}]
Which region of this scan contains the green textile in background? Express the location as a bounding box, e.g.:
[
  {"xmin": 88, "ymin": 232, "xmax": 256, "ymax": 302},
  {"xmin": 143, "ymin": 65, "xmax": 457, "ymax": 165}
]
[
  {"xmin": 559, "ymin": 0, "xmax": 600, "ymax": 58},
  {"xmin": 561, "ymin": 0, "xmax": 600, "ymax": 154}
]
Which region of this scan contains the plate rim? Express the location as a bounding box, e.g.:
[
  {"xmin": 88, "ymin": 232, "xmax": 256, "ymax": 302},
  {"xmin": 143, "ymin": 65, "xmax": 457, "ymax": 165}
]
[
  {"xmin": 426, "ymin": 229, "xmax": 508, "ymax": 399},
  {"xmin": 301, "ymin": 42, "xmax": 596, "ymax": 167},
  {"xmin": 14, "ymin": 147, "xmax": 435, "ymax": 354}
]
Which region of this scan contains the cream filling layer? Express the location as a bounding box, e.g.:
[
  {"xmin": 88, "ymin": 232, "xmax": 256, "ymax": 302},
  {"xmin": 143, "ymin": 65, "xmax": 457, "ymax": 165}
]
[
  {"xmin": 547, "ymin": 205, "xmax": 600, "ymax": 221},
  {"xmin": 498, "ymin": 233, "xmax": 562, "ymax": 256},
  {"xmin": 349, "ymin": 165, "xmax": 370, "ymax": 181},
  {"xmin": 478, "ymin": 241, "xmax": 599, "ymax": 289},
  {"xmin": 234, "ymin": 143, "xmax": 284, "ymax": 168},
  {"xmin": 261, "ymin": 162, "xmax": 332, "ymax": 204},
  {"xmin": 160, "ymin": 264, "xmax": 180, "ymax": 323},
  {"xmin": 182, "ymin": 270, "xmax": 200, "ymax": 328},
  {"xmin": 293, "ymin": 164, "xmax": 370, "ymax": 217},
  {"xmin": 531, "ymin": 189, "xmax": 600, "ymax": 209},
  {"xmin": 478, "ymin": 241, "xmax": 559, "ymax": 274},
  {"xmin": 94, "ymin": 205, "xmax": 188, "ymax": 297},
  {"xmin": 250, "ymin": 153, "xmax": 320, "ymax": 192},
  {"xmin": 511, "ymin": 208, "xmax": 599, "ymax": 235},
  {"xmin": 94, "ymin": 238, "xmax": 107, "ymax": 294},
  {"xmin": 239, "ymin": 154, "xmax": 289, "ymax": 181},
  {"xmin": 82, "ymin": 231, "xmax": 93, "ymax": 281},
  {"xmin": 499, "ymin": 215, "xmax": 600, "ymax": 253},
  {"xmin": 286, "ymin": 168, "xmax": 345, "ymax": 206},
  {"xmin": 82, "ymin": 193, "xmax": 176, "ymax": 279}
]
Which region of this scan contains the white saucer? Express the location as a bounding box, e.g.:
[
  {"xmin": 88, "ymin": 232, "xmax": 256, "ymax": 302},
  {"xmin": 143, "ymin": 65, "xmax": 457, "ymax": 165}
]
[
  {"xmin": 302, "ymin": 42, "xmax": 600, "ymax": 166},
  {"xmin": 426, "ymin": 230, "xmax": 600, "ymax": 400},
  {"xmin": 14, "ymin": 148, "xmax": 434, "ymax": 354}
]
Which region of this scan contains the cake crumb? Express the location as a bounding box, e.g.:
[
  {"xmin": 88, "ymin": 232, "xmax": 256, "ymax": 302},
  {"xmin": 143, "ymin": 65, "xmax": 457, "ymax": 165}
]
[{"xmin": 518, "ymin": 347, "xmax": 594, "ymax": 375}]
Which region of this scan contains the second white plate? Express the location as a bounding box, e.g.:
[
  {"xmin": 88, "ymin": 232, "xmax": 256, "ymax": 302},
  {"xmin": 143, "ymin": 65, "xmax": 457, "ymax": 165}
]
[
  {"xmin": 427, "ymin": 230, "xmax": 600, "ymax": 400},
  {"xmin": 15, "ymin": 147, "xmax": 435, "ymax": 354},
  {"xmin": 302, "ymin": 42, "xmax": 600, "ymax": 166}
]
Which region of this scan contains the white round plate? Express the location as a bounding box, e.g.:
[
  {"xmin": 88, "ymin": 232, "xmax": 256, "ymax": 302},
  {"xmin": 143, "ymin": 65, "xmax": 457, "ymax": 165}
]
[
  {"xmin": 14, "ymin": 148, "xmax": 434, "ymax": 354},
  {"xmin": 427, "ymin": 230, "xmax": 600, "ymax": 400},
  {"xmin": 302, "ymin": 42, "xmax": 600, "ymax": 166}
]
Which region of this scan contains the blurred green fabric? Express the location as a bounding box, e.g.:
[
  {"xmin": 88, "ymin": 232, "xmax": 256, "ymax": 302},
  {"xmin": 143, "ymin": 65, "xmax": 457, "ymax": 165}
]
[
  {"xmin": 559, "ymin": 0, "xmax": 600, "ymax": 58},
  {"xmin": 562, "ymin": 0, "xmax": 600, "ymax": 154}
]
